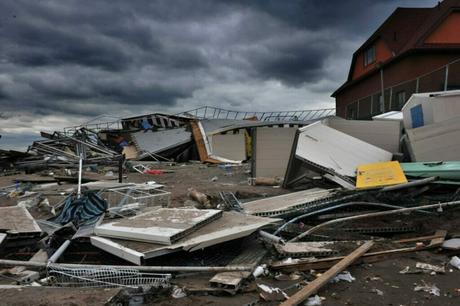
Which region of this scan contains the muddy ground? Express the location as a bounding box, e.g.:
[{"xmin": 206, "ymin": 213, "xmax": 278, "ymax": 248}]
[{"xmin": 0, "ymin": 163, "xmax": 459, "ymax": 305}]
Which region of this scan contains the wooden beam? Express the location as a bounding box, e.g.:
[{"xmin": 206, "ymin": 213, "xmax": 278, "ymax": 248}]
[
  {"xmin": 190, "ymin": 120, "xmax": 209, "ymax": 162},
  {"xmin": 272, "ymin": 231, "xmax": 446, "ymax": 273},
  {"xmin": 430, "ymin": 230, "xmax": 447, "ymax": 246},
  {"xmin": 279, "ymin": 241, "xmax": 374, "ymax": 306}
]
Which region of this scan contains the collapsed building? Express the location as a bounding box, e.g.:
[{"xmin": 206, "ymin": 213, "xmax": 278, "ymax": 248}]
[{"xmin": 2, "ymin": 97, "xmax": 460, "ymax": 305}]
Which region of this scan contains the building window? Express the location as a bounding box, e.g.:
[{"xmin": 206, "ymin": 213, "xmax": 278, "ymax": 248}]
[
  {"xmin": 364, "ymin": 45, "xmax": 376, "ymax": 66},
  {"xmin": 378, "ymin": 94, "xmax": 384, "ymax": 113},
  {"xmin": 346, "ymin": 104, "xmax": 356, "ymax": 119},
  {"xmin": 396, "ymin": 91, "xmax": 406, "ymax": 109}
]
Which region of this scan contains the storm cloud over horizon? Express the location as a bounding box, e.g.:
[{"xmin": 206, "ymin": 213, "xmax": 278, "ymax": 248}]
[{"xmin": 0, "ymin": 0, "xmax": 437, "ymax": 149}]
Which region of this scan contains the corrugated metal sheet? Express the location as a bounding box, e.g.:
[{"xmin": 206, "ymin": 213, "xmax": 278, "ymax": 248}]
[{"xmin": 243, "ymin": 188, "xmax": 337, "ymax": 216}]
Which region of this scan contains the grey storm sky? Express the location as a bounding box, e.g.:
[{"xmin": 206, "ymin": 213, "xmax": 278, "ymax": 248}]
[{"xmin": 0, "ymin": 0, "xmax": 438, "ymax": 149}]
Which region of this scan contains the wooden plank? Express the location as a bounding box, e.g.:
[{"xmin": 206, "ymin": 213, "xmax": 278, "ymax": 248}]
[
  {"xmin": 430, "ymin": 230, "xmax": 447, "ymax": 246},
  {"xmin": 279, "ymin": 241, "xmax": 374, "ymax": 306},
  {"xmin": 190, "ymin": 121, "xmax": 209, "ymax": 162},
  {"xmin": 272, "ymin": 231, "xmax": 446, "ymax": 273}
]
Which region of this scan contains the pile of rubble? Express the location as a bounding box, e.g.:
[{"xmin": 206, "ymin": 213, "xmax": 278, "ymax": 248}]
[{"xmin": 2, "ymin": 95, "xmax": 460, "ymax": 305}]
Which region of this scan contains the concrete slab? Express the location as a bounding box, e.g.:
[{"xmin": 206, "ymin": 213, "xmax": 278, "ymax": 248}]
[{"xmin": 94, "ymin": 208, "xmax": 222, "ymax": 245}]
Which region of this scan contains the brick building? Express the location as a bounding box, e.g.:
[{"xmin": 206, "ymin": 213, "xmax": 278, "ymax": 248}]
[{"xmin": 333, "ymin": 0, "xmax": 460, "ymax": 119}]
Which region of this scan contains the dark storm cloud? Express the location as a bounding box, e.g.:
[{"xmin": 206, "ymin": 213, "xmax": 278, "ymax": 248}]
[
  {"xmin": 0, "ymin": 0, "xmax": 438, "ymax": 136},
  {"xmin": 236, "ymin": 0, "xmax": 390, "ymax": 31},
  {"xmin": 0, "ymin": 86, "xmax": 8, "ymax": 100},
  {"xmin": 95, "ymin": 84, "xmax": 189, "ymax": 105},
  {"xmin": 247, "ymin": 38, "xmax": 328, "ymax": 86}
]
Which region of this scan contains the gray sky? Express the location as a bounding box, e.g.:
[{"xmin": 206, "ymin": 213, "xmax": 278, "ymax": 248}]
[{"xmin": 0, "ymin": 0, "xmax": 437, "ymax": 150}]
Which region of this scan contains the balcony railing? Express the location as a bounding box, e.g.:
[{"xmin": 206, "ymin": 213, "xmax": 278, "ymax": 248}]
[{"xmin": 346, "ymin": 57, "xmax": 460, "ymax": 119}]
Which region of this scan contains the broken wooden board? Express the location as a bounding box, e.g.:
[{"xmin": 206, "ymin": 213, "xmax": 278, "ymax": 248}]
[
  {"xmin": 121, "ymin": 145, "xmax": 138, "ymax": 160},
  {"xmin": 209, "ymin": 271, "xmax": 251, "ymax": 290},
  {"xmin": 271, "ymin": 230, "xmax": 446, "ymax": 272},
  {"xmin": 190, "ymin": 120, "xmax": 209, "ymax": 162},
  {"xmin": 210, "ymin": 240, "xmax": 267, "ymax": 290},
  {"xmin": 279, "ymin": 241, "xmax": 374, "ymax": 306},
  {"xmin": 94, "ymin": 208, "xmax": 222, "ymax": 245}
]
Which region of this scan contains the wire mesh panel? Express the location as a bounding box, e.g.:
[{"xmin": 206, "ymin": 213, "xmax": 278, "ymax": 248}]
[
  {"xmin": 47, "ymin": 266, "xmax": 171, "ymax": 288},
  {"xmin": 102, "ymin": 187, "xmax": 171, "ymax": 208}
]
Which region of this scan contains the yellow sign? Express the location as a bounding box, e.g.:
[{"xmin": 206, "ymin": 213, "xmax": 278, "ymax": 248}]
[{"xmin": 356, "ymin": 161, "xmax": 408, "ymax": 189}]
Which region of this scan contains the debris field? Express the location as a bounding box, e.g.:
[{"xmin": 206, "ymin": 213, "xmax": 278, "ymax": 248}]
[{"xmin": 2, "ymin": 99, "xmax": 460, "ymax": 306}]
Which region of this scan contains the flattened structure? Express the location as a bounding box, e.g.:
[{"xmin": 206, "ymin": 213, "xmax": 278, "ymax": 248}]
[
  {"xmin": 94, "ymin": 208, "xmax": 222, "ymax": 245},
  {"xmin": 91, "ymin": 212, "xmax": 280, "ymax": 265},
  {"xmin": 294, "ymin": 122, "xmax": 393, "ymax": 177}
]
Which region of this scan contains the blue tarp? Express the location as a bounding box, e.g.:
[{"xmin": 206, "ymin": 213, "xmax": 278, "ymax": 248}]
[{"xmin": 51, "ymin": 191, "xmax": 107, "ymax": 227}]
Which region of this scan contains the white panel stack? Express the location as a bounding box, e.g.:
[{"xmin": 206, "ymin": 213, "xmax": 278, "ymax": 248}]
[
  {"xmin": 95, "ymin": 208, "xmax": 222, "ymax": 245},
  {"xmin": 325, "ymin": 117, "xmax": 401, "ymax": 153},
  {"xmin": 295, "ymin": 121, "xmax": 393, "ymax": 177}
]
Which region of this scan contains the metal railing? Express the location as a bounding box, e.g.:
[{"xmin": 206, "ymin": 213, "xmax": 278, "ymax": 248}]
[
  {"xmin": 346, "ymin": 57, "xmax": 460, "ymax": 119},
  {"xmin": 175, "ymin": 106, "xmax": 335, "ymax": 122},
  {"xmin": 63, "ymin": 120, "xmax": 122, "ymax": 135},
  {"xmin": 62, "ymin": 106, "xmax": 336, "ymax": 134}
]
